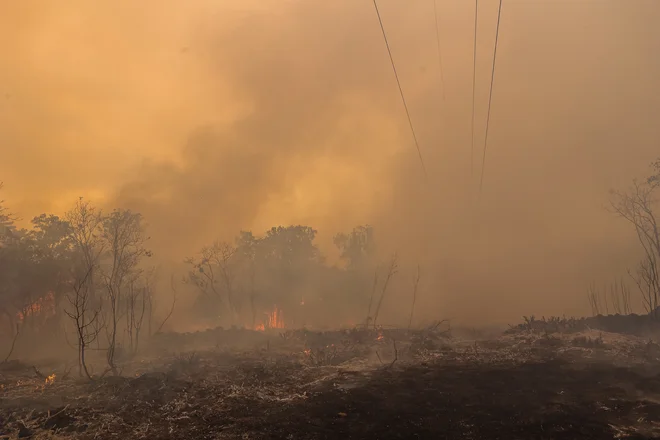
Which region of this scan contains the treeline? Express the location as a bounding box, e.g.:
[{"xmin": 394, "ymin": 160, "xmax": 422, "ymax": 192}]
[
  {"xmin": 0, "ymin": 196, "xmax": 153, "ymax": 376},
  {"xmin": 0, "ymin": 188, "xmax": 382, "ymax": 375},
  {"xmin": 184, "ymin": 224, "xmax": 377, "ymax": 329}
]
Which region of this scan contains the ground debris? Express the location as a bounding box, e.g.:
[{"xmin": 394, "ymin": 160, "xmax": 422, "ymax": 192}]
[{"xmin": 2, "ymin": 325, "xmax": 660, "ymax": 439}]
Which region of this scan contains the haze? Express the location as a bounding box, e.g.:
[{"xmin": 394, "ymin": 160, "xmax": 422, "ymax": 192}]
[{"xmin": 1, "ymin": 0, "xmax": 659, "ymax": 324}]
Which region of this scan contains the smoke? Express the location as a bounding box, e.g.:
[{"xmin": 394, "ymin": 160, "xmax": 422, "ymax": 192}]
[{"xmin": 1, "ymin": 0, "xmax": 660, "ymax": 323}]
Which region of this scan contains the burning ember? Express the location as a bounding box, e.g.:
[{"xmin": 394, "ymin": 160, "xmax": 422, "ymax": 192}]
[
  {"xmin": 376, "ymin": 331, "xmax": 384, "ymax": 341},
  {"xmin": 254, "ymin": 305, "xmax": 285, "ymax": 331},
  {"xmin": 44, "ymin": 374, "xmax": 55, "ymax": 386}
]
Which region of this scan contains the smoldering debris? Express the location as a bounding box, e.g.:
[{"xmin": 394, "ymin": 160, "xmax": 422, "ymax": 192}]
[{"xmin": 1, "ymin": 318, "xmax": 660, "ymax": 439}]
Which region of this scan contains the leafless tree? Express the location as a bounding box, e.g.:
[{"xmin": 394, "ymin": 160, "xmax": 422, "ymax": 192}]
[
  {"xmin": 64, "ymin": 268, "xmax": 101, "ymax": 380},
  {"xmin": 186, "ymin": 241, "xmax": 240, "ymax": 323},
  {"xmin": 620, "ymin": 278, "xmax": 633, "ymax": 315},
  {"xmin": 628, "ymin": 259, "xmax": 659, "ymax": 317},
  {"xmin": 587, "ymin": 282, "xmax": 602, "ymax": 316},
  {"xmin": 408, "ymin": 265, "xmax": 421, "ymax": 329},
  {"xmin": 125, "ymin": 276, "xmax": 147, "ymax": 355},
  {"xmin": 609, "ymin": 278, "xmax": 633, "ymax": 315},
  {"xmin": 141, "ymin": 266, "xmax": 157, "ymax": 337},
  {"xmin": 65, "ymin": 198, "xmax": 105, "ymax": 300},
  {"xmin": 589, "ymin": 278, "xmax": 634, "ymax": 317},
  {"xmin": 373, "ymin": 252, "xmax": 399, "ymax": 329},
  {"xmin": 100, "ymin": 209, "xmax": 150, "ymax": 374},
  {"xmin": 611, "ymin": 172, "xmax": 660, "ymax": 319}
]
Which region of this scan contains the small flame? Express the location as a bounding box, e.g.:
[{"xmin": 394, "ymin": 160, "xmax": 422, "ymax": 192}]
[
  {"xmin": 45, "ymin": 374, "xmax": 56, "ymax": 386},
  {"xmin": 267, "ymin": 306, "xmax": 285, "ymax": 329},
  {"xmin": 254, "ymin": 305, "xmax": 285, "ymax": 331},
  {"xmin": 17, "ymin": 292, "xmax": 56, "ymax": 323},
  {"xmin": 376, "ymin": 331, "xmax": 384, "ymax": 341},
  {"xmin": 303, "ymin": 349, "xmax": 311, "ymax": 356}
]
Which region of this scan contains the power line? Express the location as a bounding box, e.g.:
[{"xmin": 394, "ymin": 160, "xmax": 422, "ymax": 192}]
[
  {"xmin": 372, "ymin": 0, "xmax": 428, "ymax": 180},
  {"xmin": 479, "ymin": 0, "xmax": 503, "ymax": 194},
  {"xmin": 433, "ymin": 0, "xmax": 446, "ymax": 102},
  {"xmin": 470, "ymin": 0, "xmax": 479, "ymax": 182}
]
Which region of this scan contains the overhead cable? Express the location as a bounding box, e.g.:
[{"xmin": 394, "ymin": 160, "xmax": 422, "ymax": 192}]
[
  {"xmin": 471, "ymin": 0, "xmax": 479, "ymax": 181},
  {"xmin": 479, "ymin": 0, "xmax": 503, "ymax": 194},
  {"xmin": 373, "ymin": 0, "xmax": 428, "ymax": 180}
]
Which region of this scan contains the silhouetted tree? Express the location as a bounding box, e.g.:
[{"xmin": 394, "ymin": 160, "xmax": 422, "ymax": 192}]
[
  {"xmin": 611, "ymin": 159, "xmax": 660, "ymax": 318},
  {"xmin": 334, "ymin": 225, "xmax": 375, "ymax": 270}
]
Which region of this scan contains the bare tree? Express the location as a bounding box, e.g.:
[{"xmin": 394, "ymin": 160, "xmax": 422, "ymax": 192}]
[
  {"xmin": 609, "ymin": 278, "xmax": 632, "ymax": 315},
  {"xmin": 141, "ymin": 266, "xmax": 158, "ymax": 337},
  {"xmin": 628, "ymin": 259, "xmax": 659, "ymax": 317},
  {"xmin": 65, "ymin": 198, "xmax": 105, "ymax": 298},
  {"xmin": 408, "ymin": 265, "xmax": 421, "ymax": 329},
  {"xmin": 611, "ymin": 171, "xmax": 660, "ymax": 319},
  {"xmin": 100, "ymin": 209, "xmax": 150, "ymax": 374},
  {"xmin": 64, "ymin": 268, "xmax": 101, "ymax": 380},
  {"xmin": 125, "ymin": 276, "xmax": 147, "ymax": 355},
  {"xmin": 587, "ymin": 282, "xmax": 601, "ymax": 316},
  {"xmin": 373, "ymin": 252, "xmax": 399, "ymax": 329},
  {"xmin": 618, "ymin": 277, "xmax": 633, "ymax": 315},
  {"xmin": 186, "ymin": 241, "xmax": 240, "ymax": 324}
]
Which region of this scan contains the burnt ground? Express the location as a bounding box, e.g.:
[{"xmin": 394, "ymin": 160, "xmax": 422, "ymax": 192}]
[{"xmin": 1, "ymin": 324, "xmax": 660, "ymax": 439}]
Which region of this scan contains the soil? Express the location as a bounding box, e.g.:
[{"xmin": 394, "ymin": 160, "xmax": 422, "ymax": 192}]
[{"xmin": 1, "ymin": 323, "xmax": 660, "ymax": 439}]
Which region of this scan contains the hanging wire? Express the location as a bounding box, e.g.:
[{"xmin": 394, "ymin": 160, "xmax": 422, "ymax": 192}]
[
  {"xmin": 479, "ymin": 0, "xmax": 503, "ymax": 194},
  {"xmin": 433, "ymin": 0, "xmax": 446, "ymax": 101},
  {"xmin": 373, "ymin": 0, "xmax": 428, "ymax": 180},
  {"xmin": 470, "ymin": 0, "xmax": 479, "ymax": 181}
]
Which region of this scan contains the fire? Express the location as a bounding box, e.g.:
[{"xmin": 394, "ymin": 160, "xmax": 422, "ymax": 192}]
[
  {"xmin": 17, "ymin": 292, "xmax": 56, "ymax": 322},
  {"xmin": 376, "ymin": 331, "xmax": 384, "ymax": 341},
  {"xmin": 254, "ymin": 305, "xmax": 285, "ymax": 331},
  {"xmin": 45, "ymin": 374, "xmax": 56, "ymax": 386},
  {"xmin": 267, "ymin": 306, "xmax": 285, "ymax": 329}
]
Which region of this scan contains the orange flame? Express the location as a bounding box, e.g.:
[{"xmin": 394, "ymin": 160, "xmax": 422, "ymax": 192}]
[
  {"xmin": 267, "ymin": 305, "xmax": 285, "ymax": 329},
  {"xmin": 254, "ymin": 305, "xmax": 285, "ymax": 331},
  {"xmin": 17, "ymin": 292, "xmax": 55, "ymax": 323}
]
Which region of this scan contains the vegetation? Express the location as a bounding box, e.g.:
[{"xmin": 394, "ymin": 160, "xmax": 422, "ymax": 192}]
[
  {"xmin": 0, "ymin": 187, "xmax": 382, "ymax": 375},
  {"xmin": 610, "ymin": 159, "xmax": 660, "ymax": 317},
  {"xmin": 2, "ymin": 157, "xmax": 660, "ymax": 378}
]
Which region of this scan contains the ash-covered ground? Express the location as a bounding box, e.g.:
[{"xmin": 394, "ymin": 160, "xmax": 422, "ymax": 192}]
[{"xmin": 2, "ymin": 316, "xmax": 660, "ymax": 439}]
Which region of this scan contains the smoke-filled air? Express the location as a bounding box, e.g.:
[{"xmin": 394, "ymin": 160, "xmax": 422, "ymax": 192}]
[{"xmin": 2, "ymin": 1, "xmax": 660, "ymax": 438}]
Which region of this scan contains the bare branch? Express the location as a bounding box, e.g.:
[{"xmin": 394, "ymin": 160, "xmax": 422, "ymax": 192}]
[
  {"xmin": 372, "ymin": 252, "xmax": 398, "ymax": 329},
  {"xmin": 154, "ymin": 275, "xmax": 177, "ymax": 335}
]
